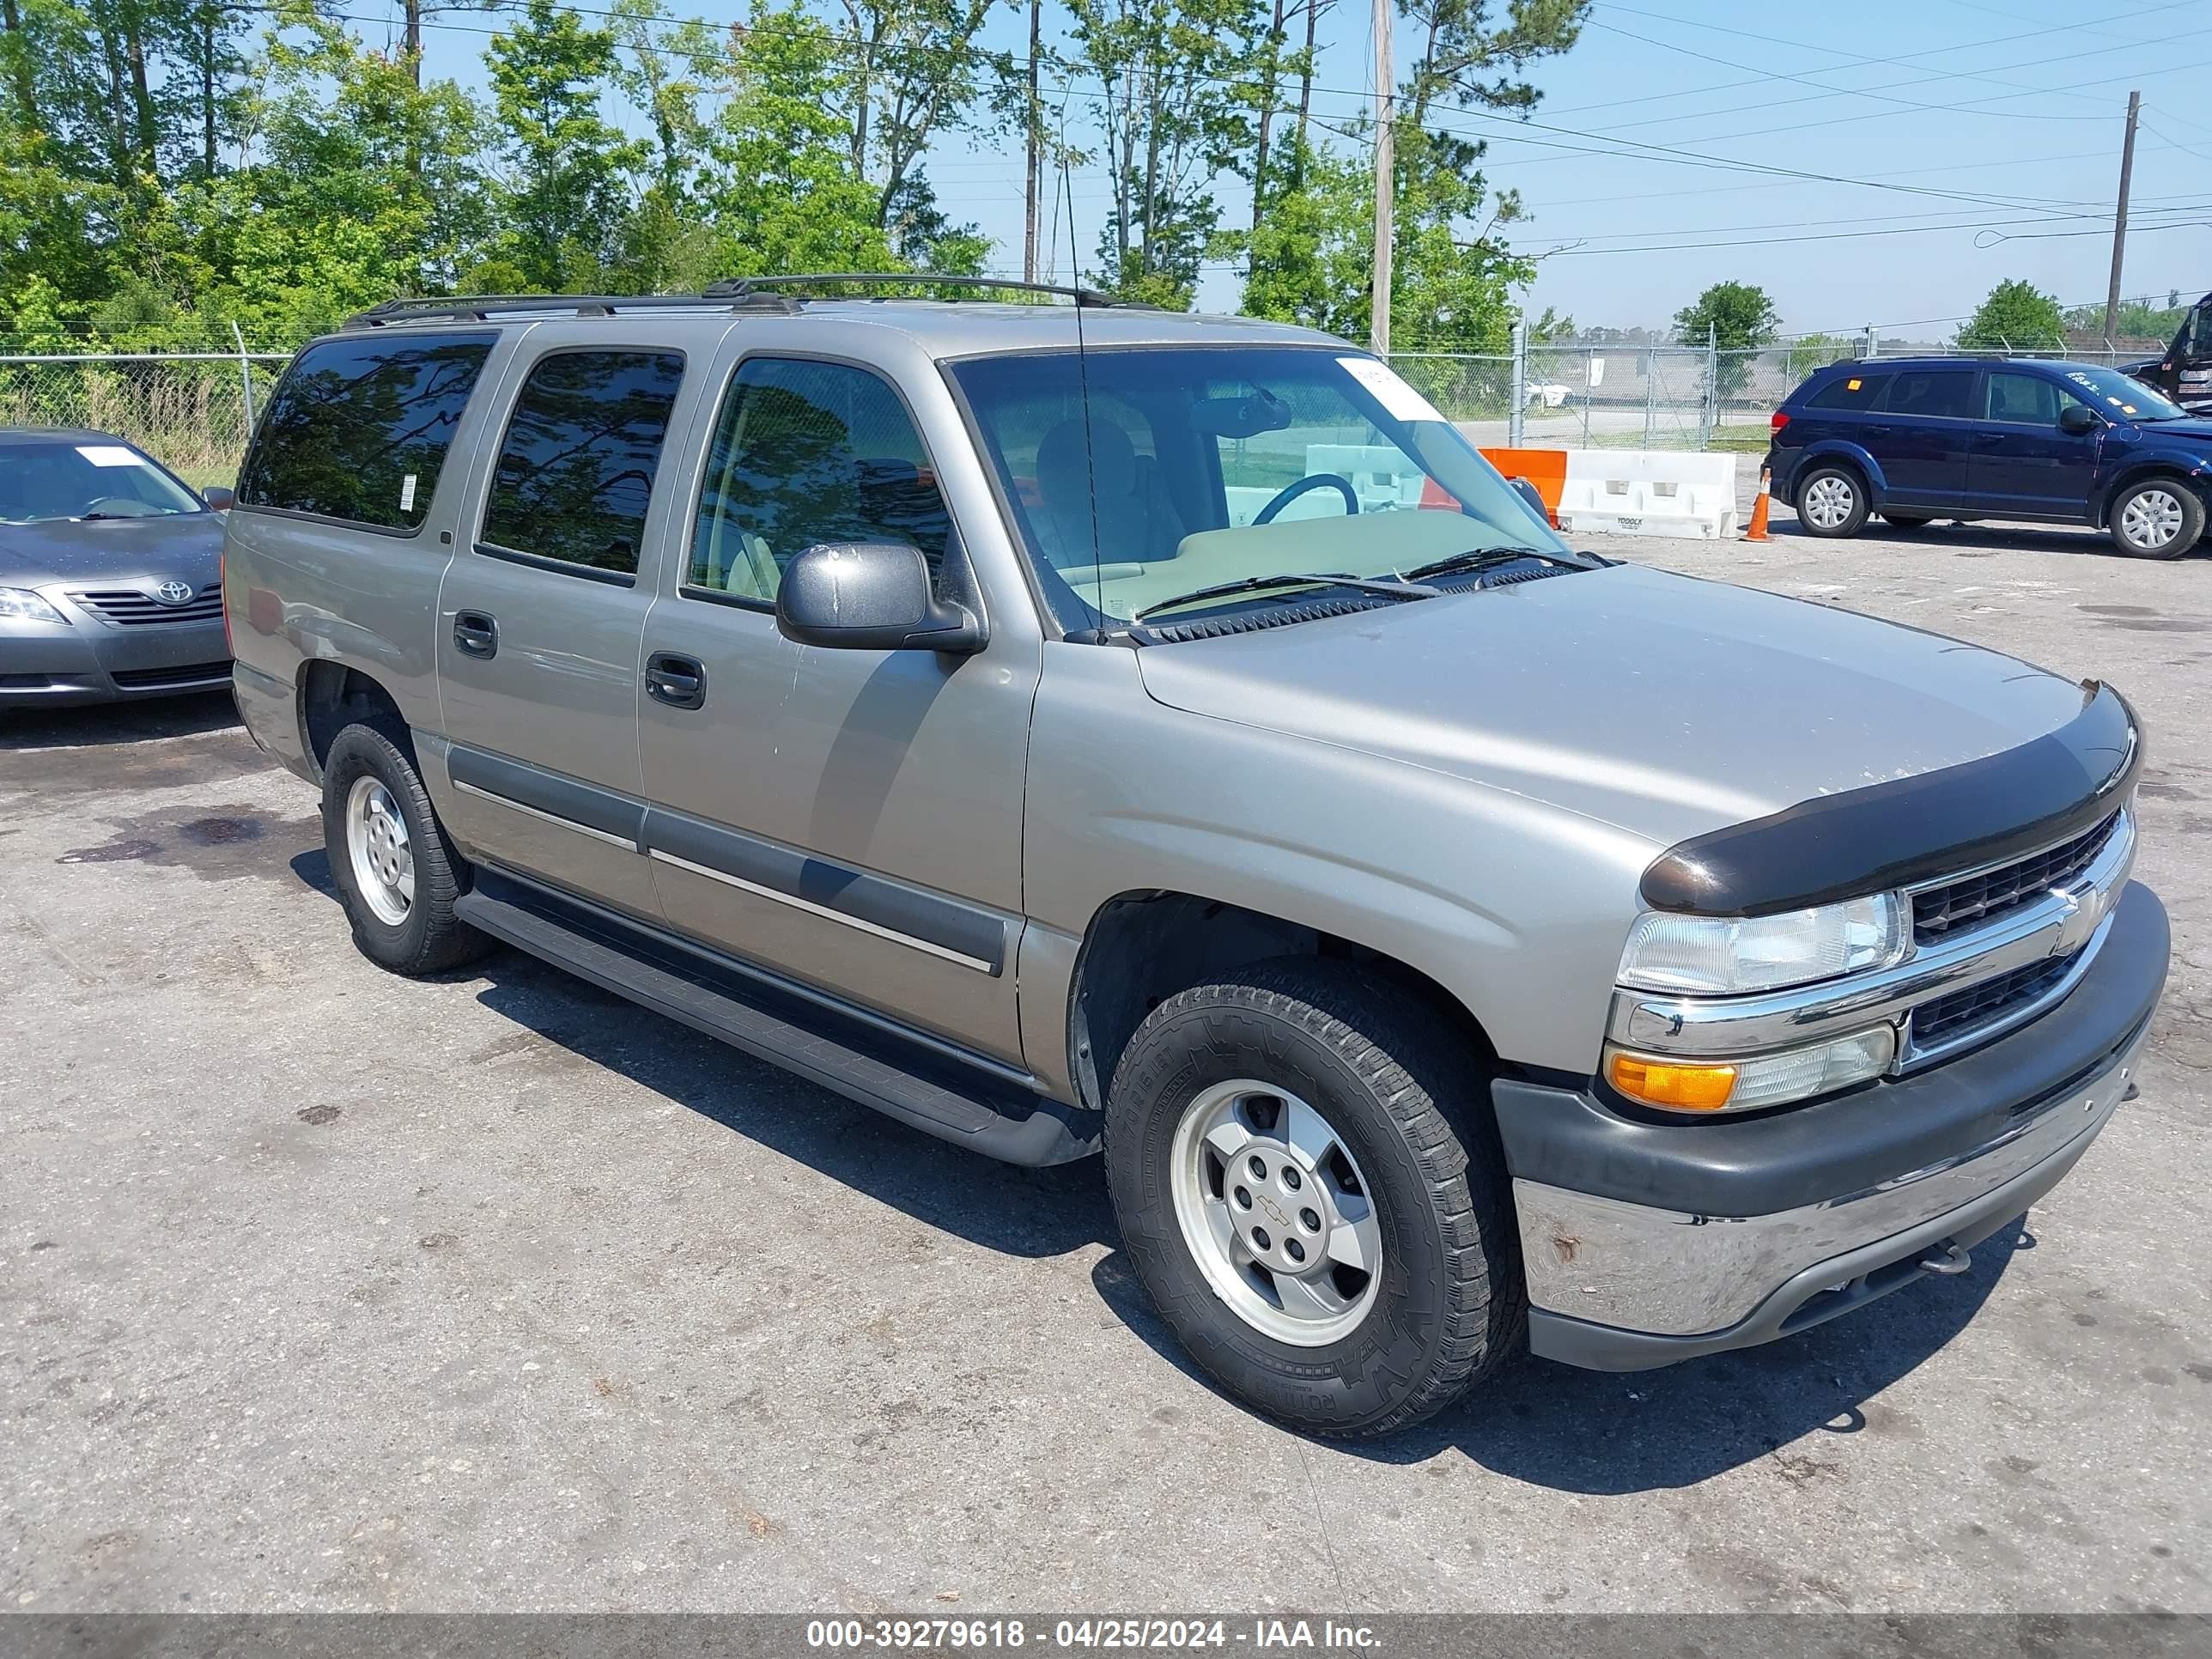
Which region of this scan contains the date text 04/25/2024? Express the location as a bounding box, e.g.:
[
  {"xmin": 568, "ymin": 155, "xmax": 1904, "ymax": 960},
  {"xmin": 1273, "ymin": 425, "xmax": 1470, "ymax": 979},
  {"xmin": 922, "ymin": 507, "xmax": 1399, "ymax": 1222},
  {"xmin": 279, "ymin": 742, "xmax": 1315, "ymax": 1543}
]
[{"xmin": 803, "ymin": 1620, "xmax": 1380, "ymax": 1650}]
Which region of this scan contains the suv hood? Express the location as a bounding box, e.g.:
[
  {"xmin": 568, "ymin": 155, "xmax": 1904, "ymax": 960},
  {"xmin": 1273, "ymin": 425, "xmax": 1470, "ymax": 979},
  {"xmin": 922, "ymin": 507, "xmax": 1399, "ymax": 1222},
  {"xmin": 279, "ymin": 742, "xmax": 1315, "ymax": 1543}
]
[
  {"xmin": 2, "ymin": 513, "xmax": 224, "ymax": 587},
  {"xmin": 1134, "ymin": 562, "xmax": 2094, "ymax": 849}
]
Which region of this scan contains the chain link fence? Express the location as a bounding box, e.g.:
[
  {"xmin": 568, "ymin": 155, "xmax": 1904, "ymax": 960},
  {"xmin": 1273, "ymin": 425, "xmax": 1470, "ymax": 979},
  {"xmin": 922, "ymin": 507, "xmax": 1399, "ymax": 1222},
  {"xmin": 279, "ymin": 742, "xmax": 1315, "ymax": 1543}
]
[
  {"xmin": 3, "ymin": 339, "xmax": 2169, "ymax": 487},
  {"xmin": 0, "ymin": 349, "xmax": 294, "ymax": 488},
  {"xmin": 1391, "ymin": 340, "xmax": 2163, "ymax": 454}
]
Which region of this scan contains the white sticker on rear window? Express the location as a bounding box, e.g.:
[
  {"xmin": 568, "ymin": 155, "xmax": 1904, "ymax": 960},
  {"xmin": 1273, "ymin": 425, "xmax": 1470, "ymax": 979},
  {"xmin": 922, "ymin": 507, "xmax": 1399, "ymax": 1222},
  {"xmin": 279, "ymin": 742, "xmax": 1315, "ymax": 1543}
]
[
  {"xmin": 76, "ymin": 445, "xmax": 144, "ymax": 468},
  {"xmin": 1337, "ymin": 356, "xmax": 1449, "ymax": 425},
  {"xmin": 399, "ymin": 473, "xmax": 417, "ymax": 514}
]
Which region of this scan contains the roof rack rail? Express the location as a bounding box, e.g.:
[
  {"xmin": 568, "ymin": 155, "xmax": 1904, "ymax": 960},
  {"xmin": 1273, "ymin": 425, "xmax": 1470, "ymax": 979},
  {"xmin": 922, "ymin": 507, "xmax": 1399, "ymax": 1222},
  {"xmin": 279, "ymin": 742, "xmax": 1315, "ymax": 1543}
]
[
  {"xmin": 343, "ymin": 293, "xmax": 748, "ymax": 329},
  {"xmin": 701, "ymin": 272, "xmax": 1133, "ymax": 308}
]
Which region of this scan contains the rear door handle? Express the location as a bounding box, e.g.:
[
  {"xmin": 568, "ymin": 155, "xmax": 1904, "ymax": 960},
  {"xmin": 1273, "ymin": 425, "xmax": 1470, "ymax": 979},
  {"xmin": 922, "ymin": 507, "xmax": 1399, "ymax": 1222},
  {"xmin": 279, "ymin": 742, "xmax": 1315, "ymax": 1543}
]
[
  {"xmin": 646, "ymin": 651, "xmax": 707, "ymax": 710},
  {"xmin": 453, "ymin": 611, "xmax": 498, "ymax": 659}
]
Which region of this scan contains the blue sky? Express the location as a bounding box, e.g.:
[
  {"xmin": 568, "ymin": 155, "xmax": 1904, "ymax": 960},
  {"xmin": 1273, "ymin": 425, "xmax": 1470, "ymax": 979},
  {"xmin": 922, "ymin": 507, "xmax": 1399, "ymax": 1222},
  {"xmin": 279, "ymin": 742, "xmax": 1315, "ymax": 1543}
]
[{"xmin": 407, "ymin": 0, "xmax": 2212, "ymax": 338}]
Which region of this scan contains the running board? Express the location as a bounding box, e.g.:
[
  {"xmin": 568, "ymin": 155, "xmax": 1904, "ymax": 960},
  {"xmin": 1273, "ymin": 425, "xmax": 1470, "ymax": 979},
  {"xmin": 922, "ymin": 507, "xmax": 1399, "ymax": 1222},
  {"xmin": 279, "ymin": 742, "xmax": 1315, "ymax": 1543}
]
[{"xmin": 455, "ymin": 875, "xmax": 1098, "ymax": 1166}]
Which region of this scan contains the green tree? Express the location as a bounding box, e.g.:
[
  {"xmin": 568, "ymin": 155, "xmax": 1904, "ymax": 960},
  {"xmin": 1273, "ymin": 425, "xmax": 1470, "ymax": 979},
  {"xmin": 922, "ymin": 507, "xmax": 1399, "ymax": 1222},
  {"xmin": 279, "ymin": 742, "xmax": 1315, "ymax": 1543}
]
[
  {"xmin": 1067, "ymin": 0, "xmax": 1269, "ymax": 307},
  {"xmin": 2063, "ymin": 294, "xmax": 2188, "ymax": 343},
  {"xmin": 204, "ymin": 10, "xmax": 492, "ymax": 333},
  {"xmin": 1674, "ymin": 279, "xmax": 1778, "ymax": 397},
  {"xmin": 485, "ymin": 0, "xmax": 647, "ymax": 289},
  {"xmin": 1957, "ymin": 278, "xmax": 2065, "ymax": 351},
  {"xmin": 1237, "ymin": 0, "xmax": 1583, "ymax": 346},
  {"xmin": 687, "ymin": 6, "xmax": 906, "ymax": 279},
  {"xmin": 1674, "ymin": 280, "xmax": 1779, "ymax": 351},
  {"xmin": 832, "ymin": 0, "xmax": 995, "ymax": 251}
]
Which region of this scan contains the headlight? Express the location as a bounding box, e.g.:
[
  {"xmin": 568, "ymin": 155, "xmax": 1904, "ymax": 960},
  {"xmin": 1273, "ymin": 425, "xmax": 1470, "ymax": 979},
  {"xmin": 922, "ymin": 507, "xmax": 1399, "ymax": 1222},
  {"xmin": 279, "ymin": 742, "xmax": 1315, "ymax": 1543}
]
[
  {"xmin": 0, "ymin": 586, "xmax": 69, "ymax": 624},
  {"xmin": 1607, "ymin": 1026, "xmax": 1895, "ymax": 1115},
  {"xmin": 1617, "ymin": 893, "xmax": 1907, "ymax": 996}
]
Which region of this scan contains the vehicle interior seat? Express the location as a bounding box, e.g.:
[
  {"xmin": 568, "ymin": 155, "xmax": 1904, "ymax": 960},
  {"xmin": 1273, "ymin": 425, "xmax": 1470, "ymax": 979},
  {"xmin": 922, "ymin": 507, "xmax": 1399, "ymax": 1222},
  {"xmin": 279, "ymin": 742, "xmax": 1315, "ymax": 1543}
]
[{"xmin": 1030, "ymin": 418, "xmax": 1184, "ymax": 568}]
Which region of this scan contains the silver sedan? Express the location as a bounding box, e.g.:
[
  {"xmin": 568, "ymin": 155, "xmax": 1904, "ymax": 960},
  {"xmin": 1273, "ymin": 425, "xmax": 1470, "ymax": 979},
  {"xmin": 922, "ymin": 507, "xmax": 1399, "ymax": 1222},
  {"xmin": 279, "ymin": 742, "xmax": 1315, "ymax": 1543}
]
[{"xmin": 0, "ymin": 428, "xmax": 233, "ymax": 707}]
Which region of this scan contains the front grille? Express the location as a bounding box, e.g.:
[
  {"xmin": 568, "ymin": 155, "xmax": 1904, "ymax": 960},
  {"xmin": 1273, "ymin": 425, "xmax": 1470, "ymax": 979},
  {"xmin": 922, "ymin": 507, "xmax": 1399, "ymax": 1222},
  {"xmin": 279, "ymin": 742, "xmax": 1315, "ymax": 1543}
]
[
  {"xmin": 1911, "ymin": 951, "xmax": 2079, "ymax": 1048},
  {"xmin": 68, "ymin": 586, "xmax": 224, "ymax": 625},
  {"xmin": 108, "ymin": 661, "xmax": 230, "ymax": 689},
  {"xmin": 1912, "ymin": 811, "xmax": 2120, "ymax": 944},
  {"xmin": 0, "ymin": 672, "xmax": 53, "ymax": 688}
]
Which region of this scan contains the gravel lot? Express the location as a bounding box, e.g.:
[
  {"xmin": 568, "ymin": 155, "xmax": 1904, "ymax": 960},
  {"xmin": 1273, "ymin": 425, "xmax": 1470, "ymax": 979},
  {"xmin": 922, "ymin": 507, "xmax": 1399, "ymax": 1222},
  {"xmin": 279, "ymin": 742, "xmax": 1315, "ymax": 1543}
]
[{"xmin": 3, "ymin": 508, "xmax": 2209, "ymax": 1617}]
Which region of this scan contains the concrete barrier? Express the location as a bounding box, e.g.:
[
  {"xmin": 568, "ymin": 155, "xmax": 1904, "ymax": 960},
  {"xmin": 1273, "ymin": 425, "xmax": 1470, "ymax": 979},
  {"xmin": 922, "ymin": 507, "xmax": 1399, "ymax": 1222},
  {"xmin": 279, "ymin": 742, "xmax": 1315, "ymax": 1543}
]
[
  {"xmin": 1225, "ymin": 438, "xmax": 1739, "ymax": 541},
  {"xmin": 1554, "ymin": 449, "xmax": 1740, "ymax": 541},
  {"xmin": 1455, "ymin": 433, "xmax": 1741, "ymax": 541}
]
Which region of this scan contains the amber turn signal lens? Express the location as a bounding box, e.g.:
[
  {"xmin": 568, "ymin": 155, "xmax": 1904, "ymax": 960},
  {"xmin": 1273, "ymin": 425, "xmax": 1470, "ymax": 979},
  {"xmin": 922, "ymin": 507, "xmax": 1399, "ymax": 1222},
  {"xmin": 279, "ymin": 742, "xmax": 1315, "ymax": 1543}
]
[{"xmin": 1607, "ymin": 1051, "xmax": 1738, "ymax": 1112}]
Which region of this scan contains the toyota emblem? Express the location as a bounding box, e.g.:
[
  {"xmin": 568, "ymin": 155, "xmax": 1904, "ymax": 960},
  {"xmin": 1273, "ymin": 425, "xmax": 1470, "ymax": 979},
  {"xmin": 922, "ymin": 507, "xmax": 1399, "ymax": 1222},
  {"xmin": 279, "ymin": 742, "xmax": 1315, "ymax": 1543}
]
[{"xmin": 153, "ymin": 580, "xmax": 194, "ymax": 605}]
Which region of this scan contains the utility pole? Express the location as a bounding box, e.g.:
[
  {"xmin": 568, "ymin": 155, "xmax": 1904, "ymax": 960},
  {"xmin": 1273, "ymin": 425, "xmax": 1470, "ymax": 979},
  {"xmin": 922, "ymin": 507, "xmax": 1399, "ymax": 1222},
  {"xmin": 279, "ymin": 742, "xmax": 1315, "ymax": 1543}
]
[
  {"xmin": 2103, "ymin": 89, "xmax": 2141, "ymax": 343},
  {"xmin": 1369, "ymin": 0, "xmax": 1394, "ymax": 356},
  {"xmin": 1023, "ymin": 0, "xmax": 1042, "ymax": 284}
]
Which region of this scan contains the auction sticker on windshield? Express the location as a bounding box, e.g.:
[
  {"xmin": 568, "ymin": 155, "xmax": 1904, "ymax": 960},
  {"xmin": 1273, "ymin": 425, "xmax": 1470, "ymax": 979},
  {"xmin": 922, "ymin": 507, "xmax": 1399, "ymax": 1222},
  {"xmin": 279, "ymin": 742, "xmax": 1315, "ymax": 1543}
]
[
  {"xmin": 1338, "ymin": 356, "xmax": 1449, "ymax": 425},
  {"xmin": 76, "ymin": 445, "xmax": 146, "ymax": 467}
]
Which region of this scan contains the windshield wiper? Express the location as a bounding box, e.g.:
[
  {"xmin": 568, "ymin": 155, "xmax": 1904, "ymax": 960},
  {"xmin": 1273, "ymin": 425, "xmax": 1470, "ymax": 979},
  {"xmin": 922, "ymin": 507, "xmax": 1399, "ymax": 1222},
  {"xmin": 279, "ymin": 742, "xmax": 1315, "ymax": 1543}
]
[
  {"xmin": 1401, "ymin": 546, "xmax": 1587, "ymax": 582},
  {"xmin": 1131, "ymin": 570, "xmax": 1439, "ymax": 623}
]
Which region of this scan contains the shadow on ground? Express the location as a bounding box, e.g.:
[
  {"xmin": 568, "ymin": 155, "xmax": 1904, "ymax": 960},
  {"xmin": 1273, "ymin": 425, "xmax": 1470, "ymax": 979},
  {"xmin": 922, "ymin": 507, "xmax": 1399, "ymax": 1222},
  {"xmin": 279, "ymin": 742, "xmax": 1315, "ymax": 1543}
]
[
  {"xmin": 1095, "ymin": 1221, "xmax": 2023, "ymax": 1493},
  {"xmin": 1769, "ymin": 514, "xmax": 2212, "ymax": 563},
  {"xmin": 282, "ymin": 838, "xmax": 2021, "ymax": 1497},
  {"xmin": 0, "ymin": 687, "xmax": 238, "ymax": 750},
  {"xmin": 289, "ymin": 848, "xmax": 1115, "ymax": 1261}
]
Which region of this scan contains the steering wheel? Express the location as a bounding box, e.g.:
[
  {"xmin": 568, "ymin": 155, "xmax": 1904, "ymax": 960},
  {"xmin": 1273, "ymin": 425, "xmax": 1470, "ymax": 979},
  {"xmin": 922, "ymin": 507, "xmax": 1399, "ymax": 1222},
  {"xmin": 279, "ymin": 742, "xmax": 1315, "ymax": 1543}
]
[{"xmin": 1254, "ymin": 473, "xmax": 1359, "ymax": 525}]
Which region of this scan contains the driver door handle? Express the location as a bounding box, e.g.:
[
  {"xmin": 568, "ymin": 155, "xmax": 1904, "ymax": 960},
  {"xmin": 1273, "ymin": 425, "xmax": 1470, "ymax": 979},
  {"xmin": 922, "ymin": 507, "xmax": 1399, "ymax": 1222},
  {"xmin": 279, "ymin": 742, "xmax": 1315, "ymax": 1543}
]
[
  {"xmin": 453, "ymin": 611, "xmax": 498, "ymax": 659},
  {"xmin": 646, "ymin": 651, "xmax": 707, "ymax": 710}
]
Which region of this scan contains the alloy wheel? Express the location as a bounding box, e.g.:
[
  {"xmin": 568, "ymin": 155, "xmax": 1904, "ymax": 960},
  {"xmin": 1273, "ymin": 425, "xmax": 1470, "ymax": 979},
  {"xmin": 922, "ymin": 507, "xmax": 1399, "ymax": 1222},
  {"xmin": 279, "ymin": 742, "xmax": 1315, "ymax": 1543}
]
[
  {"xmin": 345, "ymin": 775, "xmax": 415, "ymax": 927},
  {"xmin": 1168, "ymin": 1079, "xmax": 1383, "ymax": 1346}
]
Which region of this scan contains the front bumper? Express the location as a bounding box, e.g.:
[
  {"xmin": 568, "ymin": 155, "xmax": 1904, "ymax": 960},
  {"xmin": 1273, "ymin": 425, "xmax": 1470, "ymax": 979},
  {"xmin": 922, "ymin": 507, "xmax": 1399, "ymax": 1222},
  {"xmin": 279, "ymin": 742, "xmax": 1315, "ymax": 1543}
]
[
  {"xmin": 1, "ymin": 611, "xmax": 231, "ymax": 706},
  {"xmin": 1499, "ymin": 880, "xmax": 2168, "ymax": 1370}
]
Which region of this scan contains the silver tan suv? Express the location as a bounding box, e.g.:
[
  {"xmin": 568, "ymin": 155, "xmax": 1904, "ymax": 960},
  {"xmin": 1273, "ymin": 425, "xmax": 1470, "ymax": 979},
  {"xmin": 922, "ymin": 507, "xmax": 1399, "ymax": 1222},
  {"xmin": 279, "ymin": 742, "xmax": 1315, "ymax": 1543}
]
[{"xmin": 223, "ymin": 279, "xmax": 2169, "ymax": 1436}]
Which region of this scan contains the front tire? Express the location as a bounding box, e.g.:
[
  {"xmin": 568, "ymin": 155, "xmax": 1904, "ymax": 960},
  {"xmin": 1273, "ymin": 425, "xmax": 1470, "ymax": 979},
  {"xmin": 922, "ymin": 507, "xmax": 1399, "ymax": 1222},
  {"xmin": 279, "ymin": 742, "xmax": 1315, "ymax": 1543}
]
[
  {"xmin": 2109, "ymin": 479, "xmax": 2204, "ymax": 559},
  {"xmin": 1796, "ymin": 465, "xmax": 1869, "ymax": 538},
  {"xmin": 321, "ymin": 722, "xmax": 492, "ymax": 975},
  {"xmin": 1103, "ymin": 961, "xmax": 1523, "ymax": 1437}
]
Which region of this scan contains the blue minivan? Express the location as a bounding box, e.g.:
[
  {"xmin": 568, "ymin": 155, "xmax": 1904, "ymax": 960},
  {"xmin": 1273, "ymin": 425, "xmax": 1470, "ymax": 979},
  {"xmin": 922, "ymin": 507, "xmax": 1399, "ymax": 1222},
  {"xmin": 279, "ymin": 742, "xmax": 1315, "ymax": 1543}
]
[{"xmin": 1766, "ymin": 357, "xmax": 2212, "ymax": 559}]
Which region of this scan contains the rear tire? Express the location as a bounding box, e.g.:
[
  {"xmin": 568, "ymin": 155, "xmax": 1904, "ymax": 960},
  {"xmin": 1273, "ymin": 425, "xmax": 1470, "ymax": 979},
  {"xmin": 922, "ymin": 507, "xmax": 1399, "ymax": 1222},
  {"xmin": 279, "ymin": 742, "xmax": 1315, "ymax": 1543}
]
[
  {"xmin": 321, "ymin": 721, "xmax": 493, "ymax": 976},
  {"xmin": 1796, "ymin": 465, "xmax": 1869, "ymax": 538},
  {"xmin": 2108, "ymin": 478, "xmax": 2204, "ymax": 559},
  {"xmin": 1102, "ymin": 959, "xmax": 1523, "ymax": 1438}
]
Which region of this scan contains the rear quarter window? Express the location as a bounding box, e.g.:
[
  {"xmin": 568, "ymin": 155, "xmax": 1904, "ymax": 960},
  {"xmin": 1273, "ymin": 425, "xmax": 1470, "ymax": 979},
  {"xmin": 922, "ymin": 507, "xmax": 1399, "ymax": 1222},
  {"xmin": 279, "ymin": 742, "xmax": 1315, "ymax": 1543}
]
[
  {"xmin": 1802, "ymin": 372, "xmax": 1890, "ymax": 410},
  {"xmin": 238, "ymin": 331, "xmax": 496, "ymax": 532}
]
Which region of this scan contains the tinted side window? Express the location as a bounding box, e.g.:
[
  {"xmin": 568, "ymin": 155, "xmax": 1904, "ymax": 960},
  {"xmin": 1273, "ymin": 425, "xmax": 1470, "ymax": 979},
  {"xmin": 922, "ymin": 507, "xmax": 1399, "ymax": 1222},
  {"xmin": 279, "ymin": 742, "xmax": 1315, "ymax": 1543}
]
[
  {"xmin": 689, "ymin": 357, "xmax": 958, "ymax": 603},
  {"xmin": 239, "ymin": 331, "xmax": 495, "ymax": 532},
  {"xmin": 479, "ymin": 349, "xmax": 685, "ymax": 577},
  {"xmin": 1882, "ymin": 370, "xmax": 1974, "ymax": 420},
  {"xmin": 1803, "ymin": 372, "xmax": 1890, "ymax": 410},
  {"xmin": 1984, "ymin": 372, "xmax": 2082, "ymax": 424}
]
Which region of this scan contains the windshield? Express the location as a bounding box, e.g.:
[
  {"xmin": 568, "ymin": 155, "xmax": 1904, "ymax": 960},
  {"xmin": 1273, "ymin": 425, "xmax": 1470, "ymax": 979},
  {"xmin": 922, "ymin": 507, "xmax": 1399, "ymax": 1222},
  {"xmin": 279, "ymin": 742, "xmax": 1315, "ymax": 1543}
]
[
  {"xmin": 949, "ymin": 345, "xmax": 1572, "ymax": 629},
  {"xmin": 0, "ymin": 440, "xmax": 205, "ymax": 524},
  {"xmin": 2073, "ymin": 366, "xmax": 2189, "ymax": 422}
]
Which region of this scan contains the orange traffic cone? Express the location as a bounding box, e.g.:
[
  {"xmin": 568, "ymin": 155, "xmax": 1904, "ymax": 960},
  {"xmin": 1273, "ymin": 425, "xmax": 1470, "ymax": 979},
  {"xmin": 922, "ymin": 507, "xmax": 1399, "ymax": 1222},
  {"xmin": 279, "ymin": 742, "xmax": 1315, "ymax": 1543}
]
[{"xmin": 1746, "ymin": 467, "xmax": 1772, "ymax": 542}]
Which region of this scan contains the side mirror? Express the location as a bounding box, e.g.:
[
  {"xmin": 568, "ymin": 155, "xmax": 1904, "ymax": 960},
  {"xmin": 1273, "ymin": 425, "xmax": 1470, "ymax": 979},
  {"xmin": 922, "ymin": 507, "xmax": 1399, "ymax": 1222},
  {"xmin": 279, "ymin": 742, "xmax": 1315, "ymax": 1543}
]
[
  {"xmin": 203, "ymin": 484, "xmax": 235, "ymax": 512},
  {"xmin": 1508, "ymin": 476, "xmax": 1552, "ymax": 522},
  {"xmin": 775, "ymin": 542, "xmax": 985, "ymax": 654},
  {"xmin": 2058, "ymin": 404, "xmax": 2100, "ymax": 435}
]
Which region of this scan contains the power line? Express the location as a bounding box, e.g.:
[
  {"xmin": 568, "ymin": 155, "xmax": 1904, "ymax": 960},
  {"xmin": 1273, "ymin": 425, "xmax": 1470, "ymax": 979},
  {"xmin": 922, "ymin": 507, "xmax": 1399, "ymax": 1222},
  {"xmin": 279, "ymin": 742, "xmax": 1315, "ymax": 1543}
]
[
  {"xmin": 1538, "ymin": 0, "xmax": 2200, "ymax": 125},
  {"xmin": 1513, "ymin": 200, "xmax": 2212, "ymax": 255},
  {"xmin": 1505, "ymin": 207, "xmax": 2212, "ymax": 260},
  {"xmin": 1586, "ymin": 17, "xmax": 2118, "ymax": 125}
]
